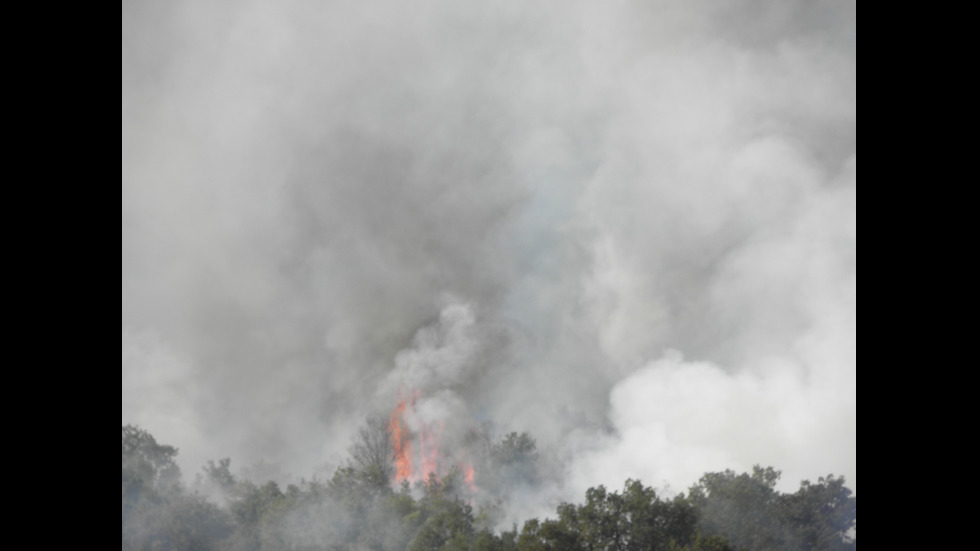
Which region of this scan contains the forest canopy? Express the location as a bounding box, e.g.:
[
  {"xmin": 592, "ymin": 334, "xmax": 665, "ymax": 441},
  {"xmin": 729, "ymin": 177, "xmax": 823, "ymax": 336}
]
[{"xmin": 122, "ymin": 424, "xmax": 855, "ymax": 551}]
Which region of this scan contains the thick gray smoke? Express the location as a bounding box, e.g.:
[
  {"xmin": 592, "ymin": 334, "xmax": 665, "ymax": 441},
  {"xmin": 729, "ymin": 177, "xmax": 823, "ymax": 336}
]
[{"xmin": 122, "ymin": 0, "xmax": 856, "ymax": 507}]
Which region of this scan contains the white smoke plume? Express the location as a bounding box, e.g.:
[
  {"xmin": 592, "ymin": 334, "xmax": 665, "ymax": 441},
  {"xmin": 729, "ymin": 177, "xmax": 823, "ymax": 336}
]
[{"xmin": 123, "ymin": 0, "xmax": 856, "ymax": 503}]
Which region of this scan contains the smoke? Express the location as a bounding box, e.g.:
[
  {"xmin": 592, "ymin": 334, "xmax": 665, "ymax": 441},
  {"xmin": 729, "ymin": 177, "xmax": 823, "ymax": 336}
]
[{"xmin": 122, "ymin": 0, "xmax": 855, "ymax": 505}]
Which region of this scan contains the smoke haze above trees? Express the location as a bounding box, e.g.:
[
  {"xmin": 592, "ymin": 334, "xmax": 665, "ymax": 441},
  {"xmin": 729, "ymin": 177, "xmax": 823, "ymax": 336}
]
[{"xmin": 122, "ymin": 0, "xmax": 856, "ymax": 507}]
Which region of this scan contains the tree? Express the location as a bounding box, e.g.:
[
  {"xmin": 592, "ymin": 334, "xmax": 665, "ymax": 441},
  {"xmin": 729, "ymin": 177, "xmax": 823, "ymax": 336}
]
[
  {"xmin": 688, "ymin": 466, "xmax": 782, "ymax": 551},
  {"xmin": 122, "ymin": 424, "xmax": 182, "ymax": 498},
  {"xmin": 689, "ymin": 466, "xmax": 856, "ymax": 551},
  {"xmin": 517, "ymin": 479, "xmax": 709, "ymax": 551},
  {"xmin": 122, "ymin": 426, "xmax": 233, "ymax": 551},
  {"xmin": 407, "ymin": 499, "xmax": 475, "ymax": 551},
  {"xmin": 123, "ymin": 492, "xmax": 233, "ymax": 551},
  {"xmin": 348, "ymin": 414, "xmax": 396, "ymax": 487},
  {"xmin": 122, "ymin": 424, "xmax": 183, "ymax": 537},
  {"xmin": 666, "ymin": 533, "xmax": 738, "ymax": 551},
  {"xmin": 490, "ymin": 432, "xmax": 539, "ymax": 485},
  {"xmin": 780, "ymin": 475, "xmax": 856, "ymax": 551},
  {"xmin": 196, "ymin": 457, "xmax": 239, "ymax": 505}
]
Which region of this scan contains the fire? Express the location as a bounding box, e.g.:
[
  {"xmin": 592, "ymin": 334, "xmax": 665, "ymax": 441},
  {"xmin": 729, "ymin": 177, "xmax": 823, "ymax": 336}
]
[
  {"xmin": 388, "ymin": 391, "xmax": 477, "ymax": 493},
  {"xmin": 420, "ymin": 420, "xmax": 444, "ymax": 480},
  {"xmin": 388, "ymin": 398, "xmax": 414, "ymax": 481},
  {"xmin": 463, "ymin": 464, "xmax": 476, "ymax": 492},
  {"xmin": 389, "ymin": 391, "xmax": 439, "ymax": 485}
]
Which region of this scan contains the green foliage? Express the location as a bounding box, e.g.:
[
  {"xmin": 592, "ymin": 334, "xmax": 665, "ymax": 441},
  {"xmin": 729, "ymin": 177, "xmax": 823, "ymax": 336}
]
[
  {"xmin": 689, "ymin": 466, "xmax": 782, "ymax": 551},
  {"xmin": 689, "ymin": 465, "xmax": 856, "ymax": 551},
  {"xmin": 474, "ymin": 527, "xmax": 518, "ymax": 551},
  {"xmin": 489, "ymin": 432, "xmax": 540, "ymax": 487},
  {"xmin": 348, "ymin": 415, "xmax": 396, "ymax": 486},
  {"xmin": 522, "ymin": 479, "xmax": 700, "ymax": 551},
  {"xmin": 407, "ymin": 499, "xmax": 475, "ymax": 551},
  {"xmin": 121, "ymin": 426, "xmax": 852, "ymax": 551},
  {"xmin": 666, "ymin": 533, "xmax": 738, "ymax": 551},
  {"xmin": 198, "ymin": 457, "xmax": 239, "ymax": 504},
  {"xmin": 122, "ymin": 491, "xmax": 234, "ymax": 551},
  {"xmin": 122, "ymin": 426, "xmax": 232, "ymax": 551},
  {"xmin": 513, "ymin": 518, "xmax": 567, "ymax": 550},
  {"xmin": 122, "ymin": 424, "xmax": 182, "ymax": 499},
  {"xmin": 473, "ymin": 430, "xmax": 545, "ymax": 531},
  {"xmin": 780, "ymin": 475, "xmax": 856, "ymax": 551}
]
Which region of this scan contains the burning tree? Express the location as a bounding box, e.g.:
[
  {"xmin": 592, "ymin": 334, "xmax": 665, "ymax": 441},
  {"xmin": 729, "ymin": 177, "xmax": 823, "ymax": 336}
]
[{"xmin": 386, "ymin": 391, "xmax": 479, "ymax": 494}]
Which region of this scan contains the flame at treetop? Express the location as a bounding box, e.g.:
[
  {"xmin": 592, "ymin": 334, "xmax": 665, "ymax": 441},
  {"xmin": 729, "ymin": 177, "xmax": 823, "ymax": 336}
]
[
  {"xmin": 388, "ymin": 395, "xmax": 415, "ymax": 481},
  {"xmin": 388, "ymin": 391, "xmax": 476, "ymax": 491}
]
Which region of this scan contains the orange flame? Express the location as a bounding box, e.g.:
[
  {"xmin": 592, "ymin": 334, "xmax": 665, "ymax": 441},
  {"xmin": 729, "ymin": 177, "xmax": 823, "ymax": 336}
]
[
  {"xmin": 388, "ymin": 398, "xmax": 413, "ymax": 481},
  {"xmin": 420, "ymin": 421, "xmax": 444, "ymax": 480},
  {"xmin": 388, "ymin": 392, "xmax": 470, "ymax": 489},
  {"xmin": 463, "ymin": 463, "xmax": 476, "ymax": 492}
]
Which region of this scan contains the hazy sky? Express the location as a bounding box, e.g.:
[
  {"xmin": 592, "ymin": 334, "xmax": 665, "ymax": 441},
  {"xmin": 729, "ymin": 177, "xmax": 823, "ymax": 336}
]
[{"xmin": 122, "ymin": 0, "xmax": 855, "ymax": 506}]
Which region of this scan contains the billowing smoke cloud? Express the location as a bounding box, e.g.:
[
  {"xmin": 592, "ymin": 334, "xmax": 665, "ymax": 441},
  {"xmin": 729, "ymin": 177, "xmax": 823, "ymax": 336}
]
[{"xmin": 122, "ymin": 0, "xmax": 855, "ymax": 503}]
